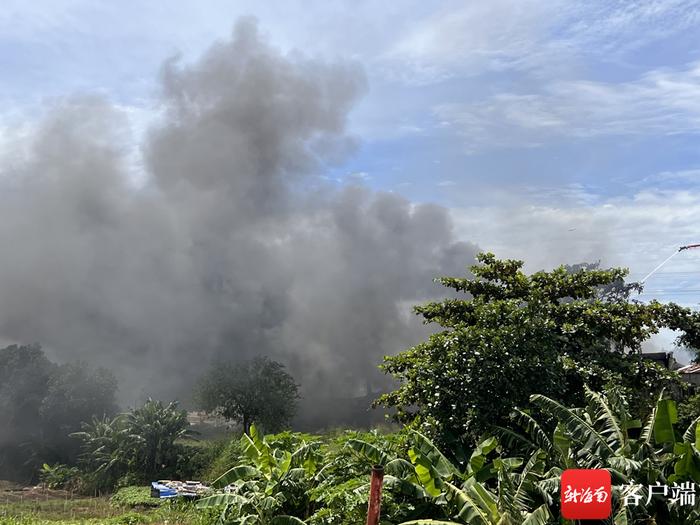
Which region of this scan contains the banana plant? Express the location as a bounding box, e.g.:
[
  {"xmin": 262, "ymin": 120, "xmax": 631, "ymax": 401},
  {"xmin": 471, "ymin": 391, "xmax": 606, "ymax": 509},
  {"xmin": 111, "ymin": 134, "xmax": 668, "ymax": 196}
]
[
  {"xmin": 71, "ymin": 414, "xmax": 141, "ymax": 491},
  {"xmin": 403, "ymin": 431, "xmax": 552, "ymax": 525},
  {"xmin": 498, "ymin": 386, "xmax": 700, "ymax": 524},
  {"xmin": 346, "ymin": 430, "xmax": 551, "ymax": 524},
  {"xmin": 198, "ymin": 425, "xmax": 320, "ymax": 524}
]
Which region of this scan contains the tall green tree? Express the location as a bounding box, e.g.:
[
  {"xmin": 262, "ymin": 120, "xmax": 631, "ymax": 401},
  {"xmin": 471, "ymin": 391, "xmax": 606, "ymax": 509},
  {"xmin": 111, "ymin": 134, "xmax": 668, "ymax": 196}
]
[
  {"xmin": 39, "ymin": 362, "xmax": 118, "ymax": 464},
  {"xmin": 0, "ymin": 344, "xmax": 54, "ymax": 480},
  {"xmin": 377, "ymin": 253, "xmax": 700, "ymax": 450},
  {"xmin": 196, "ymin": 356, "xmax": 299, "ymax": 434},
  {"xmin": 126, "ymin": 399, "xmax": 194, "ymax": 480},
  {"xmin": 0, "ymin": 344, "xmax": 118, "ymax": 481},
  {"xmin": 73, "ymin": 399, "xmax": 194, "ymax": 490}
]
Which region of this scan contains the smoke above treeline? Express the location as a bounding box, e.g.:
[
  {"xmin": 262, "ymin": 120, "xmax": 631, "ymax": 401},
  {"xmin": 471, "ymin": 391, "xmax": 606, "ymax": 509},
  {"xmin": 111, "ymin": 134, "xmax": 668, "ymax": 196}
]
[{"xmin": 0, "ymin": 18, "xmax": 477, "ymax": 416}]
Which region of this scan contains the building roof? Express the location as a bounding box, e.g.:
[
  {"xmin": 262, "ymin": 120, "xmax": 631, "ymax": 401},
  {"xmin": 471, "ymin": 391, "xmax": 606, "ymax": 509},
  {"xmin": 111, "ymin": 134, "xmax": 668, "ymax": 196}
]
[
  {"xmin": 644, "ymin": 352, "xmax": 671, "ymax": 362},
  {"xmin": 643, "ymin": 351, "xmax": 676, "ymax": 369},
  {"xmin": 678, "ymin": 363, "xmax": 700, "ymax": 375}
]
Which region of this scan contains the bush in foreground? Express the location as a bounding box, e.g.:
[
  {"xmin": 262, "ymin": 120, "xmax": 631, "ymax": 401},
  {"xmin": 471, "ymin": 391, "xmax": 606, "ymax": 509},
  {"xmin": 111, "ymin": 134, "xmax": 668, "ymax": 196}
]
[
  {"xmin": 196, "ymin": 388, "xmax": 700, "ymax": 524},
  {"xmin": 110, "ymin": 487, "xmax": 161, "ymax": 509}
]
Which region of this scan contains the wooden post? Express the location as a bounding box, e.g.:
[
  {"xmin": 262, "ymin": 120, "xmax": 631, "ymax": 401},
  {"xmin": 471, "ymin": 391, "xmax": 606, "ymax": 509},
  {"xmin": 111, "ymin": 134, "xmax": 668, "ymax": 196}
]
[{"xmin": 366, "ymin": 465, "xmax": 384, "ymax": 525}]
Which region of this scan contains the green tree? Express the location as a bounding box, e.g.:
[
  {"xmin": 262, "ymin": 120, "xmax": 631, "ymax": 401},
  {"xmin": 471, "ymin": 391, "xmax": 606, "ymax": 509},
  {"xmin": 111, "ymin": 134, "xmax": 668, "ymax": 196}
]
[
  {"xmin": 126, "ymin": 399, "xmax": 194, "ymax": 480},
  {"xmin": 196, "ymin": 356, "xmax": 300, "ymax": 434},
  {"xmin": 0, "ymin": 344, "xmax": 118, "ymax": 481},
  {"xmin": 0, "ymin": 344, "xmax": 54, "ymax": 480},
  {"xmin": 73, "ymin": 399, "xmax": 194, "ymax": 489},
  {"xmin": 72, "ymin": 414, "xmax": 134, "ymax": 491},
  {"xmin": 377, "ymin": 253, "xmax": 700, "ymax": 450},
  {"xmin": 678, "ymin": 391, "xmax": 700, "ymax": 431},
  {"xmin": 39, "ymin": 362, "xmax": 118, "ymax": 464}
]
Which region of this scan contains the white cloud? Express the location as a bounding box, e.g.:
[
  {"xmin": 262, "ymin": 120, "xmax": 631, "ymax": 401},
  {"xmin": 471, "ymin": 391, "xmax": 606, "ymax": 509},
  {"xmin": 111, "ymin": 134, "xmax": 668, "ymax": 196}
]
[
  {"xmin": 383, "ymin": 0, "xmax": 700, "ymax": 83},
  {"xmin": 451, "ymin": 184, "xmax": 700, "ymax": 359},
  {"xmin": 640, "ymin": 168, "xmax": 700, "ymax": 186},
  {"xmin": 561, "ymin": 0, "xmax": 700, "ymax": 57},
  {"xmin": 0, "ymin": 1, "xmax": 90, "ymax": 41},
  {"xmin": 383, "ymin": 0, "xmax": 560, "ymax": 83},
  {"xmin": 347, "ymin": 171, "xmax": 371, "ymax": 182},
  {"xmin": 435, "ymin": 61, "xmax": 700, "ymax": 152},
  {"xmin": 450, "ymin": 187, "xmax": 700, "ymax": 304},
  {"xmin": 524, "ymin": 183, "xmax": 602, "ymax": 207}
]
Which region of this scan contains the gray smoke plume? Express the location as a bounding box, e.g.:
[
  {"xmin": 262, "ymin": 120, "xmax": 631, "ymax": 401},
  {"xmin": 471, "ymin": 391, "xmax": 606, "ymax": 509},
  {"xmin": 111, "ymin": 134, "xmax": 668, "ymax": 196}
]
[{"xmin": 0, "ymin": 18, "xmax": 477, "ymax": 418}]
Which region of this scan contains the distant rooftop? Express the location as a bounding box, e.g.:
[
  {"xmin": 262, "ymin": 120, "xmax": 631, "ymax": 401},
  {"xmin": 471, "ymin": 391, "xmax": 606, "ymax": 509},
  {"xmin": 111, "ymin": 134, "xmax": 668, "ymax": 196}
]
[
  {"xmin": 643, "ymin": 351, "xmax": 678, "ymax": 370},
  {"xmin": 678, "ymin": 363, "xmax": 700, "ymax": 375}
]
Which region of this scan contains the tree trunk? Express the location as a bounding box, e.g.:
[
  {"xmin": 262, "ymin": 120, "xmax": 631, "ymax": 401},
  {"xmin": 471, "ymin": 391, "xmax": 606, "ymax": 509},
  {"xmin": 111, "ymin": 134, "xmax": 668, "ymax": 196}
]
[{"xmin": 365, "ymin": 466, "xmax": 384, "ymax": 525}]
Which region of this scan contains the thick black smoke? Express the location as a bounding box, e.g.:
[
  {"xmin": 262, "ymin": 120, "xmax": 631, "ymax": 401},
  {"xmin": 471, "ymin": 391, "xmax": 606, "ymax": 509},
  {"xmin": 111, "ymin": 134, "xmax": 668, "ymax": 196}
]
[{"xmin": 0, "ymin": 19, "xmax": 477, "ymax": 418}]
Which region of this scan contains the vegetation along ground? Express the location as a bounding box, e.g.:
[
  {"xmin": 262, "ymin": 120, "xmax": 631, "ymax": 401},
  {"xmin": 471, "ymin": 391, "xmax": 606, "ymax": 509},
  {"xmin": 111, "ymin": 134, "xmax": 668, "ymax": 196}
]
[{"xmin": 5, "ymin": 255, "xmax": 700, "ymax": 523}]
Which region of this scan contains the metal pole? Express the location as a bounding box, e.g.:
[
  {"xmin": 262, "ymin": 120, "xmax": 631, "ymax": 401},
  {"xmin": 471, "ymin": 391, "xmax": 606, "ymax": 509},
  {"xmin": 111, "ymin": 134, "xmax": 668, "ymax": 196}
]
[{"xmin": 366, "ymin": 465, "xmax": 384, "ymax": 525}]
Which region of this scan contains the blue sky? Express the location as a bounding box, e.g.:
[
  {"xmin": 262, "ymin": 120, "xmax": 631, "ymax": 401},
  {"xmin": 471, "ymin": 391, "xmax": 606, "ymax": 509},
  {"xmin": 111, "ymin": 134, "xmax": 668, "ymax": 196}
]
[{"xmin": 2, "ymin": 0, "xmax": 700, "ymax": 310}]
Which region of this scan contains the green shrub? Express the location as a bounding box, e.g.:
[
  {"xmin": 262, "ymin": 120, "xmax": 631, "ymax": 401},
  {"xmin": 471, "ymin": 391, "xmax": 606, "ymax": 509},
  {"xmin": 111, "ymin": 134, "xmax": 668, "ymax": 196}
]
[
  {"xmin": 201, "ymin": 437, "xmax": 244, "ymax": 481},
  {"xmin": 113, "ymin": 512, "xmax": 148, "ymax": 525},
  {"xmin": 111, "ymin": 486, "xmax": 161, "ymax": 508},
  {"xmin": 38, "ymin": 463, "xmax": 82, "ymax": 490},
  {"xmin": 73, "ymin": 399, "xmax": 195, "ymax": 492},
  {"xmin": 175, "ymin": 440, "xmax": 224, "ymax": 481}
]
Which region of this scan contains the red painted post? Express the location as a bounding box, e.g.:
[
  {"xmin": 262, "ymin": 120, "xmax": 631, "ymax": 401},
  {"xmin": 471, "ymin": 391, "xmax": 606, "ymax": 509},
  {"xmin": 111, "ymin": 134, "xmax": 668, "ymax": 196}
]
[{"xmin": 366, "ymin": 465, "xmax": 384, "ymax": 525}]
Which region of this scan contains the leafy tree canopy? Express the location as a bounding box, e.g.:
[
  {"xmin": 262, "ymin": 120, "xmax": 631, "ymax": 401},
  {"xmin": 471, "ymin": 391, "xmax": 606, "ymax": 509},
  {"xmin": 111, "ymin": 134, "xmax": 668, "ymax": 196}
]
[
  {"xmin": 73, "ymin": 398, "xmax": 194, "ymax": 490},
  {"xmin": 0, "ymin": 344, "xmax": 53, "ymax": 438},
  {"xmin": 196, "ymin": 356, "xmax": 300, "ymax": 434},
  {"xmin": 39, "ymin": 362, "xmax": 119, "ymax": 462},
  {"xmin": 377, "ymin": 253, "xmax": 700, "ymax": 450},
  {"xmin": 0, "ymin": 343, "xmax": 118, "ymax": 481}
]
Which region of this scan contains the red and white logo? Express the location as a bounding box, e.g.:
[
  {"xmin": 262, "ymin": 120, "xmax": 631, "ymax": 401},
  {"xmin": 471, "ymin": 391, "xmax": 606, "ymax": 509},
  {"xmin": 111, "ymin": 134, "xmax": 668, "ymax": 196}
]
[{"xmin": 561, "ymin": 469, "xmax": 612, "ymax": 520}]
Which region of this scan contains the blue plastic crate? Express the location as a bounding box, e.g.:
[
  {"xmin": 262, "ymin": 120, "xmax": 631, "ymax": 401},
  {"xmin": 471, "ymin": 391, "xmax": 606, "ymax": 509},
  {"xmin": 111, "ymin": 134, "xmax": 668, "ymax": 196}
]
[{"xmin": 151, "ymin": 481, "xmax": 177, "ymax": 498}]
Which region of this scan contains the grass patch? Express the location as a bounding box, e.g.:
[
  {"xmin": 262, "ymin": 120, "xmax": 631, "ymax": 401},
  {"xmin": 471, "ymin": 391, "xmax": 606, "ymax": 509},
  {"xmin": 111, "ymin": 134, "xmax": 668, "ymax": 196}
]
[
  {"xmin": 110, "ymin": 488, "xmax": 160, "ymax": 509},
  {"xmin": 0, "ymin": 498, "xmax": 117, "ymax": 521},
  {"xmin": 0, "ymin": 495, "xmax": 215, "ymax": 525}
]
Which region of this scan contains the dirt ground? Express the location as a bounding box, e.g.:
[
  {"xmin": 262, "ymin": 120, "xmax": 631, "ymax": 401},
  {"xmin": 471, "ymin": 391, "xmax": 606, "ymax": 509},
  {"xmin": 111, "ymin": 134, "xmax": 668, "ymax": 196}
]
[{"xmin": 0, "ymin": 480, "xmax": 73, "ymax": 503}]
